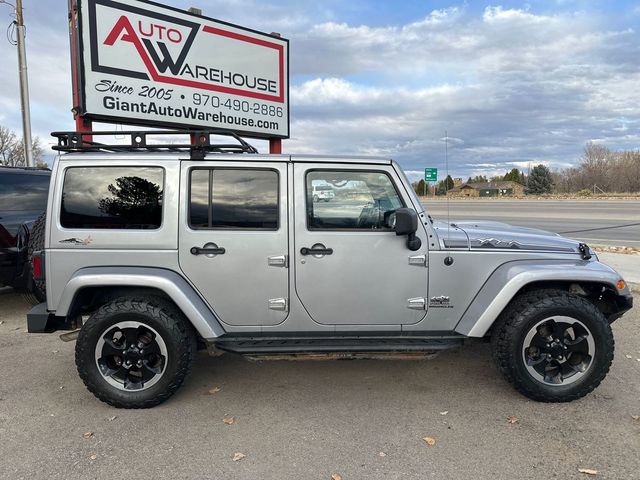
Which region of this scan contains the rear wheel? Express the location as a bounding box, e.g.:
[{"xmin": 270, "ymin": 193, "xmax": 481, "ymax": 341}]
[
  {"xmin": 75, "ymin": 297, "xmax": 196, "ymax": 408},
  {"xmin": 492, "ymin": 289, "xmax": 614, "ymax": 402},
  {"xmin": 313, "ymin": 194, "xmax": 319, "ymax": 202}
]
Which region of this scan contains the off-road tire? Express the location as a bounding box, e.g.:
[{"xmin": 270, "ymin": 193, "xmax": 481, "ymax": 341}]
[
  {"xmin": 75, "ymin": 297, "xmax": 197, "ymax": 408},
  {"xmin": 27, "ymin": 212, "xmax": 46, "ymax": 302},
  {"xmin": 491, "ymin": 289, "xmax": 614, "ymax": 402}
]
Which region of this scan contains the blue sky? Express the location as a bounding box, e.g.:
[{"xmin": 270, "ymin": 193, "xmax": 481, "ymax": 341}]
[{"xmin": 1, "ymin": 0, "xmax": 639, "ymax": 181}]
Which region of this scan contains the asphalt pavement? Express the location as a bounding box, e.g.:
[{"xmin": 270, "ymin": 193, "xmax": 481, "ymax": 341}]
[
  {"xmin": 422, "ymin": 199, "xmax": 640, "ymax": 248},
  {"xmin": 0, "ymin": 288, "xmax": 638, "ymax": 480}
]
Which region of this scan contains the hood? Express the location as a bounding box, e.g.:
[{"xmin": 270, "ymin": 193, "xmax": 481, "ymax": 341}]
[{"xmin": 433, "ymin": 220, "xmax": 581, "ymax": 253}]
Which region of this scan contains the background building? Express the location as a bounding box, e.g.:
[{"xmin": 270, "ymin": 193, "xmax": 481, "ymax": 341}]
[{"xmin": 449, "ymin": 180, "xmax": 525, "ymax": 197}]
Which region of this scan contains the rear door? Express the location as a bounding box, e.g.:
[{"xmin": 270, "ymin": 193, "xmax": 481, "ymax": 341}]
[
  {"xmin": 293, "ymin": 163, "xmax": 428, "ymax": 326},
  {"xmin": 179, "ymin": 161, "xmax": 289, "ymax": 327}
]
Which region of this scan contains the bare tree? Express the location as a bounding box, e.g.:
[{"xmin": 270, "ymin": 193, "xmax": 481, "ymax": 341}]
[
  {"xmin": 612, "ymin": 150, "xmax": 640, "ymax": 193},
  {"xmin": 577, "ymin": 142, "xmax": 614, "ymax": 191},
  {"xmin": 0, "ymin": 126, "xmax": 17, "ymax": 166},
  {"xmin": 0, "ymin": 125, "xmax": 45, "ymax": 167},
  {"xmin": 551, "ymin": 143, "xmax": 640, "ymax": 194},
  {"xmin": 10, "ymin": 136, "xmax": 44, "ymax": 167}
]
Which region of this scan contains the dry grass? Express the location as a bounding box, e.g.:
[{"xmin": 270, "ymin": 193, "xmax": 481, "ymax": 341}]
[{"xmin": 420, "ymin": 194, "xmax": 640, "ymax": 201}]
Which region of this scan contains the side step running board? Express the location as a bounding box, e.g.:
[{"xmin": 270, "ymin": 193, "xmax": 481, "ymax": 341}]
[{"xmin": 213, "ymin": 336, "xmax": 464, "ymax": 355}]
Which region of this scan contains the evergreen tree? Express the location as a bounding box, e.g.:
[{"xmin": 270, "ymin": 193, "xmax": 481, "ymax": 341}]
[
  {"xmin": 526, "ymin": 164, "xmax": 553, "ymax": 194},
  {"xmin": 444, "ymin": 175, "xmax": 454, "ymax": 190},
  {"xmin": 469, "ymin": 175, "xmax": 488, "ymax": 183},
  {"xmin": 503, "ymin": 168, "xmax": 522, "ymax": 183}
]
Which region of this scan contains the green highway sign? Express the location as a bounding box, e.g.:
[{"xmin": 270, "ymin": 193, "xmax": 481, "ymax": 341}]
[{"xmin": 424, "ymin": 167, "xmax": 438, "ymax": 182}]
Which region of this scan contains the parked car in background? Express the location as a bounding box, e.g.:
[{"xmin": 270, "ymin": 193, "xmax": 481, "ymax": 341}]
[
  {"xmin": 0, "ymin": 166, "xmax": 50, "ymax": 296},
  {"xmin": 312, "ymin": 184, "xmax": 335, "ymax": 202}
]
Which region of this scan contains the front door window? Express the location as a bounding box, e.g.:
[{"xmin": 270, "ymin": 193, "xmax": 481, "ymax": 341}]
[{"xmin": 306, "ymin": 170, "xmax": 403, "ymax": 230}]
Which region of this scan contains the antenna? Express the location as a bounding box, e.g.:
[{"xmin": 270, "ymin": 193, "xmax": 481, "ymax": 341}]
[{"xmin": 445, "ymin": 131, "xmax": 450, "ymax": 241}]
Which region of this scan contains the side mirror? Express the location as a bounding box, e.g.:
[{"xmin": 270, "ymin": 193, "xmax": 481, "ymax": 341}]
[
  {"xmin": 393, "ymin": 208, "xmax": 422, "ymax": 251},
  {"xmin": 383, "ymin": 210, "xmax": 396, "ymax": 229}
]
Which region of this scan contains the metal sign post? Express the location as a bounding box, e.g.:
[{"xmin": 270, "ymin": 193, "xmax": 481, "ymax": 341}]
[
  {"xmin": 69, "ymin": 0, "xmax": 93, "ymax": 143},
  {"xmin": 14, "ymin": 0, "xmax": 34, "ymax": 166}
]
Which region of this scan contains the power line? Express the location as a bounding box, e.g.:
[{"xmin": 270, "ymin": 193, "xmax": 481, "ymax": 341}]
[
  {"xmin": 6, "ymin": 20, "xmax": 16, "ymax": 45},
  {"xmin": 560, "ymin": 222, "xmax": 640, "ymax": 234}
]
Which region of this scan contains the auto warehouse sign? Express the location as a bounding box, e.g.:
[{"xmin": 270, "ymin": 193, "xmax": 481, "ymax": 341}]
[{"xmin": 73, "ymin": 0, "xmax": 289, "ymax": 138}]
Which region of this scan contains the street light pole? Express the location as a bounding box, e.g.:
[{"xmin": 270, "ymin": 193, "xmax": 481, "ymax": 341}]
[{"xmin": 14, "ymin": 0, "xmax": 34, "ymax": 167}]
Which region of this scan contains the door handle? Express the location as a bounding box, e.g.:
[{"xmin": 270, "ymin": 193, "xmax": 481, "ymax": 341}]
[
  {"xmin": 268, "ymin": 255, "xmax": 288, "ymax": 267},
  {"xmin": 407, "ymin": 297, "xmax": 426, "ymax": 310},
  {"xmin": 300, "ymin": 246, "xmax": 333, "ymax": 256},
  {"xmin": 268, "ymin": 298, "xmax": 288, "ymax": 311},
  {"xmin": 190, "ymin": 246, "xmax": 226, "ymax": 255}
]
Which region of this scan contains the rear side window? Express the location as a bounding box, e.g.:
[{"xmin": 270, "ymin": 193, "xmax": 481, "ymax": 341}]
[
  {"xmin": 189, "ymin": 168, "xmax": 278, "ymax": 230},
  {"xmin": 0, "ymin": 173, "xmax": 49, "ymax": 211},
  {"xmin": 60, "ymin": 167, "xmax": 164, "ymax": 229}
]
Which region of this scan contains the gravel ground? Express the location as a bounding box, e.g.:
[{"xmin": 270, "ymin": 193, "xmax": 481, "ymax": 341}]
[{"xmin": 0, "ymin": 289, "xmax": 638, "ymax": 480}]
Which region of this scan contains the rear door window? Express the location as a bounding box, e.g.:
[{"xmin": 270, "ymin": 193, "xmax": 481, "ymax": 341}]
[
  {"xmin": 189, "ymin": 168, "xmax": 279, "ymax": 230},
  {"xmin": 0, "ymin": 173, "xmax": 49, "ymax": 211},
  {"xmin": 60, "ymin": 167, "xmax": 164, "ymax": 229}
]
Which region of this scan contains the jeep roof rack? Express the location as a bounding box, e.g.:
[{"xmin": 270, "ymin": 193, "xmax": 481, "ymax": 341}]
[{"xmin": 51, "ymin": 130, "xmax": 259, "ymax": 158}]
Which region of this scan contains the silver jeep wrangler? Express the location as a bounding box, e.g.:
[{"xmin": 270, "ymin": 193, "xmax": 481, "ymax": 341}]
[{"xmin": 28, "ymin": 130, "xmax": 633, "ymax": 408}]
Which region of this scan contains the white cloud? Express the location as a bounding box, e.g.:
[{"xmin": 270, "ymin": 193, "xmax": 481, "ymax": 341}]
[
  {"xmin": 482, "ymin": 6, "xmax": 552, "ymax": 24},
  {"xmin": 283, "ymin": 5, "xmax": 640, "ymax": 176}
]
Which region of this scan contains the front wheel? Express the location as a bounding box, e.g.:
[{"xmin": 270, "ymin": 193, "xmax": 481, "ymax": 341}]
[
  {"xmin": 492, "ymin": 289, "xmax": 614, "ymax": 402},
  {"xmin": 75, "ymin": 297, "xmax": 196, "ymax": 408}
]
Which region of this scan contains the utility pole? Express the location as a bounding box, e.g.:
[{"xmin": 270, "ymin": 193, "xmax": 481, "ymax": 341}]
[{"xmin": 14, "ymin": 0, "xmax": 34, "ymax": 167}]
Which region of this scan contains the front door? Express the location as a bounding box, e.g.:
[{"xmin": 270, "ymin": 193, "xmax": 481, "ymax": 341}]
[
  {"xmin": 179, "ymin": 161, "xmax": 289, "ymax": 327},
  {"xmin": 293, "ymin": 163, "xmax": 428, "ymax": 326}
]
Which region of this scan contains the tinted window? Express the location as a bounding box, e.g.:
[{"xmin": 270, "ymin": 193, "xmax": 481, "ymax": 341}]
[
  {"xmin": 189, "ymin": 169, "xmax": 278, "ymax": 229},
  {"xmin": 307, "ymin": 170, "xmax": 403, "ymax": 230},
  {"xmin": 61, "ymin": 167, "xmax": 164, "ymax": 229},
  {"xmin": 0, "ymin": 173, "xmax": 49, "ymax": 211}
]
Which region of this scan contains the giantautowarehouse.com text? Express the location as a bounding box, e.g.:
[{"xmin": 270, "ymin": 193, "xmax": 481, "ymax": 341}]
[{"xmin": 102, "ymin": 96, "xmax": 280, "ymax": 131}]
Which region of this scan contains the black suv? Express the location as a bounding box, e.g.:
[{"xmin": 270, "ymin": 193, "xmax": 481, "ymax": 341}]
[{"xmin": 0, "ymin": 166, "xmax": 50, "ymax": 293}]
